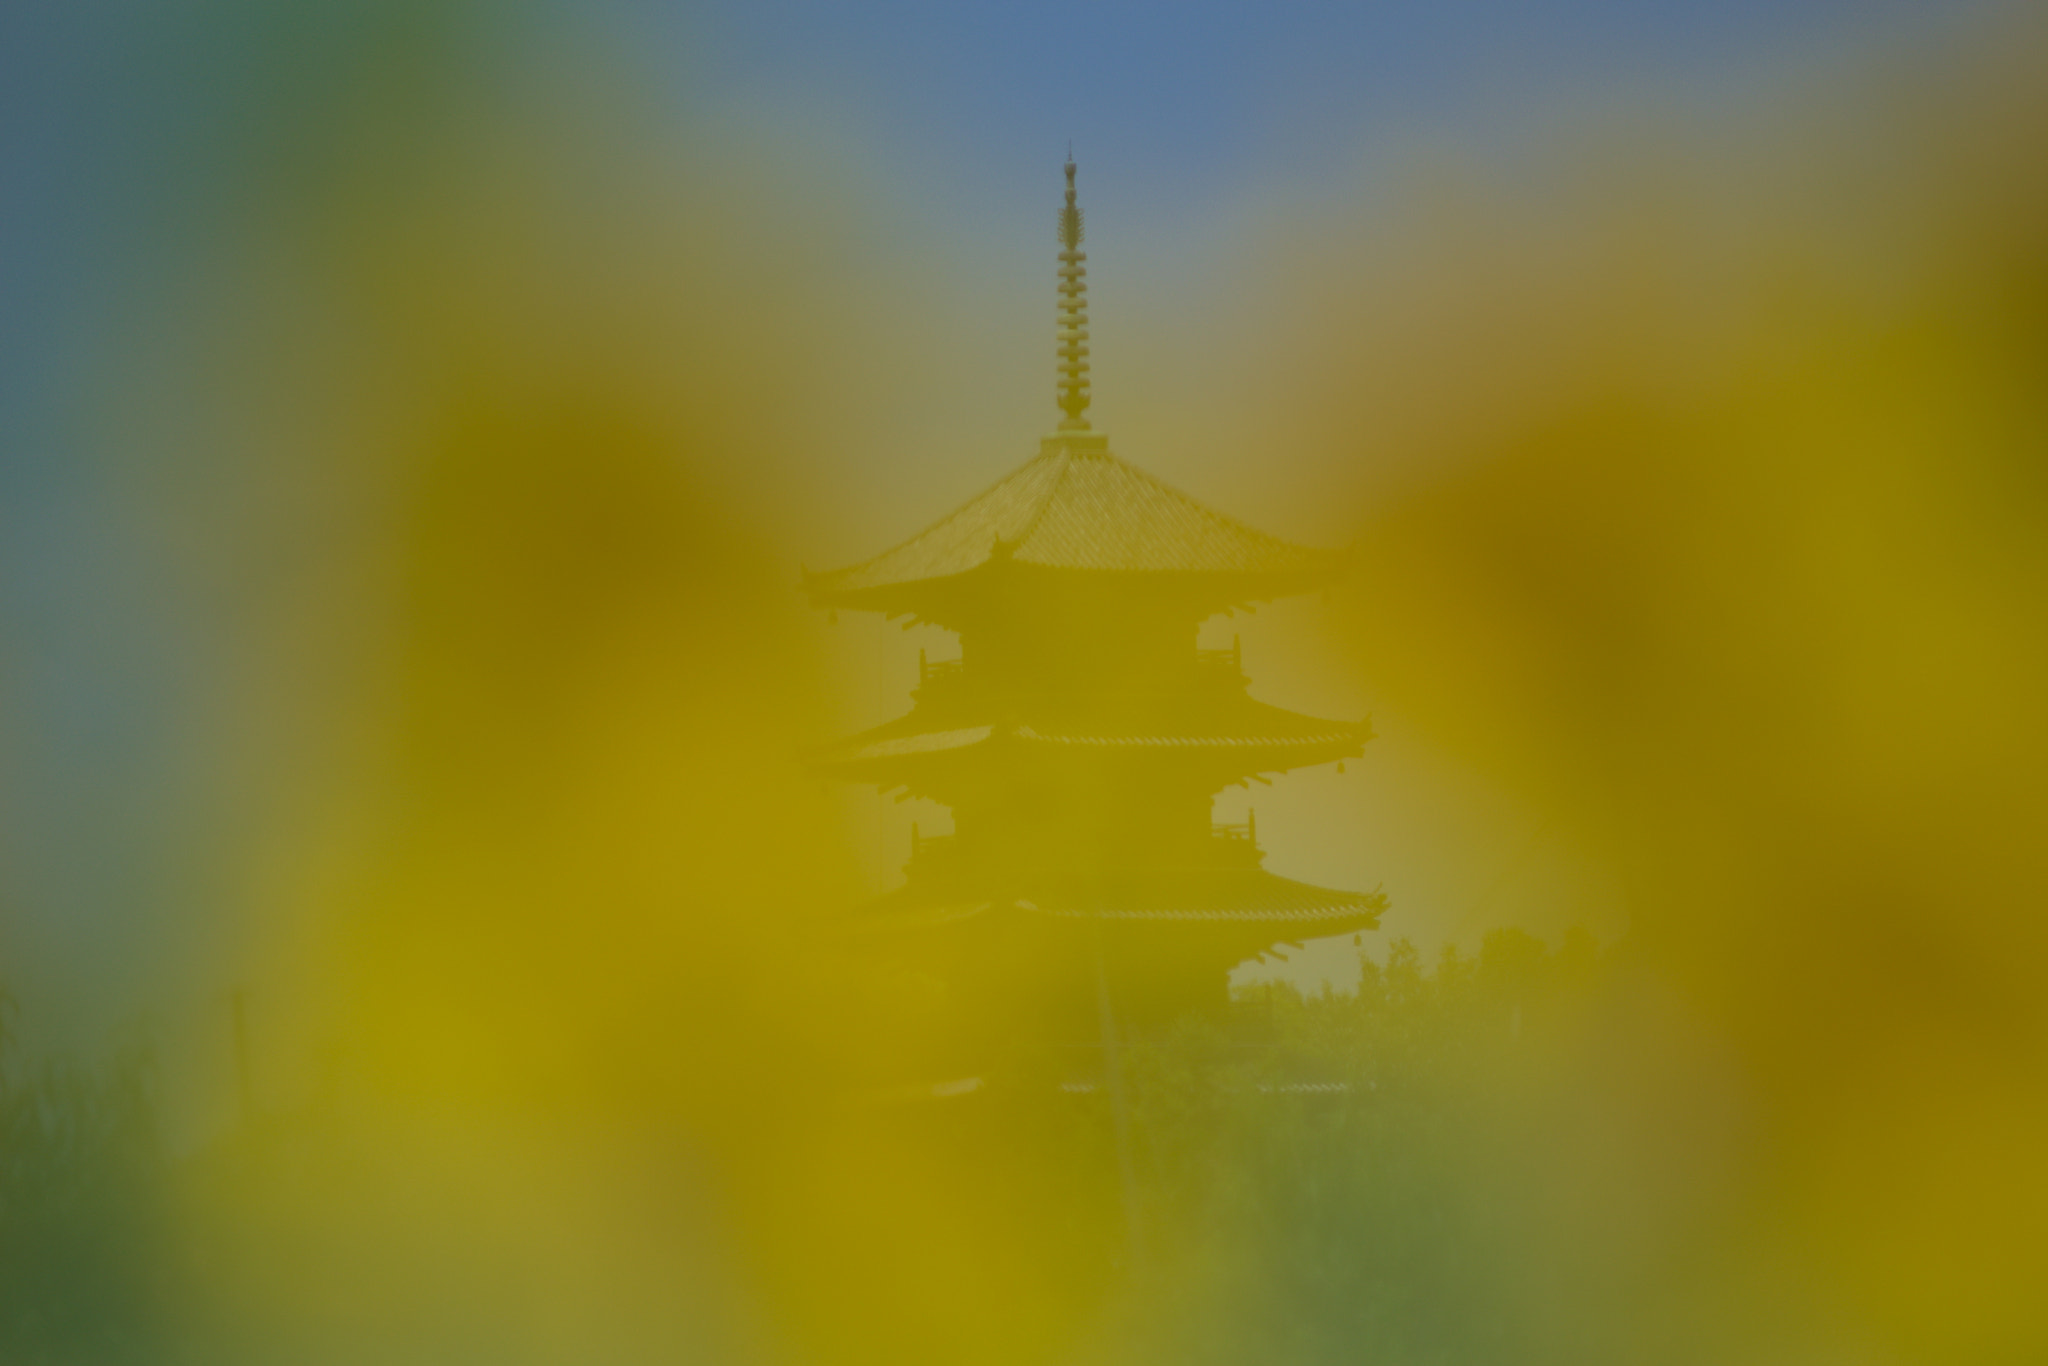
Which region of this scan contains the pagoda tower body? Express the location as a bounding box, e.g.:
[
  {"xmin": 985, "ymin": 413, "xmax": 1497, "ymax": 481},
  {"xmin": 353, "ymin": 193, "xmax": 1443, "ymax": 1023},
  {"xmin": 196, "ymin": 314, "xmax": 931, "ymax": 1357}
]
[{"xmin": 809, "ymin": 162, "xmax": 1383, "ymax": 1077}]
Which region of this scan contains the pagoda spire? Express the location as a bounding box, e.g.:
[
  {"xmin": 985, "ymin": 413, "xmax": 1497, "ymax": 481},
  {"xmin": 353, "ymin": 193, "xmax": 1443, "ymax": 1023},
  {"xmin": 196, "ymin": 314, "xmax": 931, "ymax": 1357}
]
[{"xmin": 1056, "ymin": 155, "xmax": 1092, "ymax": 431}]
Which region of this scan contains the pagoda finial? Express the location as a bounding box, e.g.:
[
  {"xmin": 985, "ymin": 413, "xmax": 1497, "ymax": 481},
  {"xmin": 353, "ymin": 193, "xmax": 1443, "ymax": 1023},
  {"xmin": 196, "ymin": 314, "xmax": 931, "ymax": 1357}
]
[{"xmin": 1056, "ymin": 154, "xmax": 1091, "ymax": 431}]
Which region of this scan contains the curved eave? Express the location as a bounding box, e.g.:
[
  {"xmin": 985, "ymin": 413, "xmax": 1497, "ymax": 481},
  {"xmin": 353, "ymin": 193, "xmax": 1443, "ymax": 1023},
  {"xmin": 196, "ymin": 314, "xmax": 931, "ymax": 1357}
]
[
  {"xmin": 809, "ymin": 723, "xmax": 1371, "ymax": 786},
  {"xmin": 1012, "ymin": 723, "xmax": 1370, "ymax": 753},
  {"xmin": 804, "ymin": 557, "xmax": 1342, "ymax": 626},
  {"xmin": 803, "ymin": 563, "xmax": 985, "ymax": 620},
  {"xmin": 848, "ymin": 874, "xmax": 1387, "ymax": 939}
]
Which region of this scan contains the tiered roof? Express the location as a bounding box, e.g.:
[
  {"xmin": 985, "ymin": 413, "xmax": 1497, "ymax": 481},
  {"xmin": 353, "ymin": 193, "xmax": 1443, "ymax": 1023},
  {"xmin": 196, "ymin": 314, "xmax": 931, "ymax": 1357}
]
[
  {"xmin": 805, "ymin": 435, "xmax": 1336, "ymax": 612},
  {"xmin": 813, "ymin": 695, "xmax": 1371, "ymax": 785},
  {"xmin": 810, "ymin": 156, "xmax": 1380, "ymax": 961},
  {"xmin": 857, "ymin": 870, "xmax": 1386, "ymax": 935}
]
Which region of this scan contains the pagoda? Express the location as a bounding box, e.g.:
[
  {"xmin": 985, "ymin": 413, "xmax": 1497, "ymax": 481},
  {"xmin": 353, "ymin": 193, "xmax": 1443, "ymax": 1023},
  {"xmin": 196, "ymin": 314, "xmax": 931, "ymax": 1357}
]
[{"xmin": 807, "ymin": 160, "xmax": 1383, "ymax": 1078}]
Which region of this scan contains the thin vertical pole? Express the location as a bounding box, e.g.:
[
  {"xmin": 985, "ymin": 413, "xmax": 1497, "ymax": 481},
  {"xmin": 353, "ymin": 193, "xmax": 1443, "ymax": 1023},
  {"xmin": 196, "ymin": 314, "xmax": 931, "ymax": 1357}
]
[{"xmin": 1090, "ymin": 916, "xmax": 1145, "ymax": 1265}]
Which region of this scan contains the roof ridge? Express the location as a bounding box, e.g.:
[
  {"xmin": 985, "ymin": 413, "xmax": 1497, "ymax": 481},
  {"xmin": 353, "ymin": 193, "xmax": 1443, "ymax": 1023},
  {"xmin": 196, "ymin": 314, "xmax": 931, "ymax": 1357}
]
[
  {"xmin": 1101, "ymin": 449, "xmax": 1306, "ymax": 555},
  {"xmin": 816, "ymin": 447, "xmax": 1063, "ymax": 587},
  {"xmin": 1008, "ymin": 445, "xmax": 1078, "ymax": 553},
  {"xmin": 809, "ymin": 439, "xmax": 1332, "ymax": 601}
]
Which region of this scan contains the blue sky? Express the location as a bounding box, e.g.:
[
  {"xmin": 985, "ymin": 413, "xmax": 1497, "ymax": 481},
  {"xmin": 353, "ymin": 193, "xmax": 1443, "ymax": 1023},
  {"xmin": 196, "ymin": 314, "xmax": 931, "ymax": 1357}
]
[
  {"xmin": 618, "ymin": 0, "xmax": 1977, "ymax": 219},
  {"xmin": 0, "ymin": 0, "xmax": 2013, "ymax": 1050}
]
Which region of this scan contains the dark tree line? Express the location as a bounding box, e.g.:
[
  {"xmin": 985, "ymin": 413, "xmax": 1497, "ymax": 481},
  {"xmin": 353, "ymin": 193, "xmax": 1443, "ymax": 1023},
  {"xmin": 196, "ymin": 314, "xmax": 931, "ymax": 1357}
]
[
  {"xmin": 0, "ymin": 926, "xmax": 1617, "ymax": 1366},
  {"xmin": 1083, "ymin": 927, "xmax": 1618, "ymax": 1366}
]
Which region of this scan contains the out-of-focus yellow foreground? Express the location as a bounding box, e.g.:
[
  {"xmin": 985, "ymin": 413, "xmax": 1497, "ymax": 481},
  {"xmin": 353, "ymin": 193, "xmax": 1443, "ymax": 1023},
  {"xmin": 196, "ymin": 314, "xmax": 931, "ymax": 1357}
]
[{"xmin": 10, "ymin": 10, "xmax": 2048, "ymax": 1366}]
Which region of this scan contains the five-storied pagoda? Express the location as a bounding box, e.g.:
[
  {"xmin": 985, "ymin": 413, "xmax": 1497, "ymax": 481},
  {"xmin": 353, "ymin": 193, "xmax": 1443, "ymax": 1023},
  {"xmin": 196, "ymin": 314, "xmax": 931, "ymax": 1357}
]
[{"xmin": 807, "ymin": 160, "xmax": 1383, "ymax": 1080}]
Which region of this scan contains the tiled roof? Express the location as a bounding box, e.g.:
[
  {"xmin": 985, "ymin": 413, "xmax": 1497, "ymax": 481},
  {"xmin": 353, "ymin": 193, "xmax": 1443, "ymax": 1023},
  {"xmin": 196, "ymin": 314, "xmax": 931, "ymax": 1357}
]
[
  {"xmin": 812, "ymin": 699, "xmax": 1369, "ymax": 773},
  {"xmin": 808, "ymin": 434, "xmax": 1329, "ymax": 599},
  {"xmin": 857, "ymin": 869, "xmax": 1385, "ymax": 932},
  {"xmin": 1027, "ymin": 868, "xmax": 1385, "ymax": 922},
  {"xmin": 830, "ymin": 726, "xmax": 996, "ymax": 763},
  {"xmin": 1012, "ymin": 723, "xmax": 1365, "ymax": 748}
]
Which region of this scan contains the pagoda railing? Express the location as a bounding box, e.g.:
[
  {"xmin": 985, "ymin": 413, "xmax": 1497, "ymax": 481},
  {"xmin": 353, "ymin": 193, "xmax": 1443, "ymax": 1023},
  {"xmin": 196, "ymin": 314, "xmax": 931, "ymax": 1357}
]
[
  {"xmin": 1212, "ymin": 809, "xmax": 1260, "ymax": 859},
  {"xmin": 1196, "ymin": 634, "xmax": 1243, "ymax": 679},
  {"xmin": 909, "ymin": 823, "xmax": 1261, "ymax": 871},
  {"xmin": 917, "ymin": 650, "xmax": 966, "ymax": 689},
  {"xmin": 909, "ymin": 824, "xmax": 956, "ymax": 861},
  {"xmin": 917, "ymin": 642, "xmax": 1243, "ymax": 695}
]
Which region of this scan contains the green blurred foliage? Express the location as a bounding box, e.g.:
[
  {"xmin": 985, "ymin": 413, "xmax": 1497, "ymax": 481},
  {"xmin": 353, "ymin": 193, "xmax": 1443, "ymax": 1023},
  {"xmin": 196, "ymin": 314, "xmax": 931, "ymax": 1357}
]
[
  {"xmin": 2, "ymin": 933, "xmax": 1623, "ymax": 1366},
  {"xmin": 1096, "ymin": 928, "xmax": 1612, "ymax": 1366},
  {"xmin": 9, "ymin": 3, "xmax": 2045, "ymax": 1361},
  {"xmin": 0, "ymin": 991, "xmax": 170, "ymax": 1364}
]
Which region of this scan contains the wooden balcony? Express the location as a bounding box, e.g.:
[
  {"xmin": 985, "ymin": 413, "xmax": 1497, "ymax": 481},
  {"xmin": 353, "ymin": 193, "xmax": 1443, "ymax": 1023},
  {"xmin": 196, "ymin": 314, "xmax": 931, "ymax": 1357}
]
[
  {"xmin": 915, "ymin": 637, "xmax": 1245, "ymax": 697},
  {"xmin": 905, "ymin": 815, "xmax": 1263, "ymax": 879},
  {"xmin": 1196, "ymin": 635, "xmax": 1243, "ymax": 680},
  {"xmin": 917, "ymin": 650, "xmax": 967, "ymax": 688},
  {"xmin": 1211, "ymin": 808, "xmax": 1258, "ymax": 851}
]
